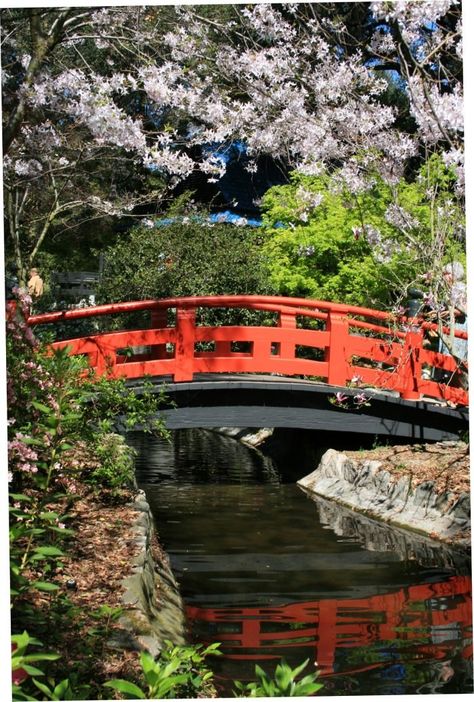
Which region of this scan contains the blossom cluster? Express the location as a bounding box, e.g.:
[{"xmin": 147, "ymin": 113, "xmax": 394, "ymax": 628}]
[
  {"xmin": 2, "ymin": 0, "xmax": 465, "ymax": 291},
  {"xmin": 8, "ymin": 433, "xmax": 38, "ymax": 474},
  {"xmin": 7, "ymin": 2, "xmax": 461, "ymax": 193}
]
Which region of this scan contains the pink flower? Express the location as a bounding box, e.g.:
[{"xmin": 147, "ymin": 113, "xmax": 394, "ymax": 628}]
[{"xmin": 354, "ymin": 392, "xmax": 369, "ymax": 405}]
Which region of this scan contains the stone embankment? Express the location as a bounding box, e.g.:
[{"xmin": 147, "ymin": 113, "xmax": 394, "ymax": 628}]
[
  {"xmin": 298, "ymin": 442, "xmax": 471, "ymax": 549},
  {"xmin": 115, "ymin": 491, "xmax": 186, "ymax": 656}
]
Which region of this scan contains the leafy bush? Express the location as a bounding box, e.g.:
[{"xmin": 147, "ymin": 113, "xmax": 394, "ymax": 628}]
[
  {"xmin": 104, "ymin": 642, "xmax": 221, "ymax": 699},
  {"xmin": 7, "ymin": 292, "xmax": 171, "ymax": 697},
  {"xmin": 97, "ymin": 220, "xmax": 275, "ymax": 304},
  {"xmin": 84, "ymin": 433, "xmax": 136, "ymax": 491},
  {"xmin": 261, "ymin": 158, "xmax": 465, "ymax": 309},
  {"xmin": 233, "ymin": 658, "xmax": 323, "ymax": 697}
]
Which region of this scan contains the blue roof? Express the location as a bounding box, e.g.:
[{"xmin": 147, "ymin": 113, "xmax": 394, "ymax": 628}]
[{"xmin": 152, "ymin": 211, "xmax": 262, "ymax": 227}]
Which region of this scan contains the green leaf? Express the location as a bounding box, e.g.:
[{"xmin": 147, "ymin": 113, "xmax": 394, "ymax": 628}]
[
  {"xmin": 31, "ymin": 580, "xmax": 60, "ymax": 592},
  {"xmin": 191, "ymin": 674, "xmax": 203, "ymax": 688},
  {"xmin": 53, "ymin": 679, "xmax": 71, "ymax": 697},
  {"xmin": 18, "ymin": 436, "xmax": 44, "ymax": 447},
  {"xmin": 20, "ymin": 653, "xmax": 60, "ymax": 663},
  {"xmin": 295, "ymin": 682, "xmax": 324, "ymax": 695},
  {"xmin": 11, "ymin": 631, "xmax": 42, "ymax": 650},
  {"xmin": 39, "ymin": 512, "xmax": 60, "ymax": 521},
  {"xmin": 154, "ymin": 674, "xmax": 188, "ymax": 697},
  {"xmin": 59, "ymin": 443, "xmax": 74, "ymax": 451},
  {"xmin": 12, "ymin": 684, "xmax": 38, "ymax": 701},
  {"xmin": 138, "ymin": 650, "xmax": 155, "ymax": 675},
  {"xmin": 32, "ymin": 679, "xmax": 55, "ymax": 699},
  {"xmin": 34, "ymin": 545, "xmax": 65, "ymax": 557},
  {"xmin": 21, "ymin": 663, "xmax": 45, "ymax": 676},
  {"xmin": 48, "ymin": 526, "xmax": 74, "ymax": 536},
  {"xmin": 290, "ymin": 657, "xmax": 310, "ymax": 679},
  {"xmin": 30, "ymin": 401, "xmax": 53, "ymax": 414},
  {"xmin": 62, "ymin": 412, "xmax": 83, "ymax": 422},
  {"xmin": 104, "ymin": 679, "xmax": 146, "ymax": 699}
]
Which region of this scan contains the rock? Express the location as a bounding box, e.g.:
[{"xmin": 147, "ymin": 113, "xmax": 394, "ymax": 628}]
[
  {"xmin": 215, "ymin": 426, "xmax": 274, "ymax": 447},
  {"xmin": 298, "ymin": 449, "xmax": 471, "ymax": 548}
]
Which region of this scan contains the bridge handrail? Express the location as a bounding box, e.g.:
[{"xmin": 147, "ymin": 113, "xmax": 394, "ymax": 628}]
[{"xmin": 27, "ymin": 295, "xmax": 468, "ymax": 341}]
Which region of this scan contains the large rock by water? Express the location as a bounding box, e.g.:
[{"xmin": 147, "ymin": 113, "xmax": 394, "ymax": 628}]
[{"xmin": 298, "ymin": 449, "xmax": 471, "ymax": 548}]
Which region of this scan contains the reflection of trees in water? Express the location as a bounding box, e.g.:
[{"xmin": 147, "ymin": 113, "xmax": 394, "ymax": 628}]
[
  {"xmin": 129, "ymin": 427, "xmax": 280, "ymax": 484},
  {"xmin": 172, "ymin": 429, "xmax": 280, "ymax": 484},
  {"xmin": 341, "ymin": 643, "xmax": 470, "ymax": 696}
]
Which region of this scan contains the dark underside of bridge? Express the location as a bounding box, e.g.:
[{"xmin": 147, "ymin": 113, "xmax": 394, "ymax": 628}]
[{"xmin": 125, "ymin": 374, "xmax": 469, "ymax": 443}]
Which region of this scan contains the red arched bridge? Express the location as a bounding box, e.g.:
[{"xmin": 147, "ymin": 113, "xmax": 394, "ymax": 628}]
[{"xmin": 29, "ymin": 295, "xmax": 469, "ymax": 441}]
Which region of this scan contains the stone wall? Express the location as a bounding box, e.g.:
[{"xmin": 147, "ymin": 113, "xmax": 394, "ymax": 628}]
[
  {"xmin": 111, "ymin": 490, "xmax": 186, "ymax": 657},
  {"xmin": 298, "ymin": 449, "xmax": 471, "ymax": 549}
]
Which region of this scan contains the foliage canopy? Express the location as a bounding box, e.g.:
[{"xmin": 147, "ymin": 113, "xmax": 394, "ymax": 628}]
[
  {"xmin": 261, "ymin": 155, "xmax": 465, "ymax": 309},
  {"xmin": 97, "ymin": 221, "xmax": 274, "ymax": 303}
]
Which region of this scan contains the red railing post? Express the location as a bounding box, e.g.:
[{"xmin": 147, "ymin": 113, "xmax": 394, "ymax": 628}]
[
  {"xmin": 174, "ymin": 307, "xmax": 196, "ymax": 381},
  {"xmin": 399, "ymin": 327, "xmax": 423, "ymax": 400},
  {"xmin": 150, "ymin": 308, "xmax": 168, "ymax": 359},
  {"xmin": 278, "ymin": 312, "xmax": 296, "ymax": 358},
  {"xmin": 95, "ymin": 340, "xmax": 116, "ymax": 377},
  {"xmin": 326, "ymin": 311, "xmax": 349, "ymax": 386}
]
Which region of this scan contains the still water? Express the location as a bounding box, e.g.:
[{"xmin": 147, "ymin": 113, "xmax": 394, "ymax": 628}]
[{"xmin": 130, "ymin": 429, "xmax": 473, "ymax": 696}]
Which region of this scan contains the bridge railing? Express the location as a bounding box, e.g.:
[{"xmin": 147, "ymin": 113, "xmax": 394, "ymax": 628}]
[{"xmin": 28, "ymin": 295, "xmax": 468, "ymax": 406}]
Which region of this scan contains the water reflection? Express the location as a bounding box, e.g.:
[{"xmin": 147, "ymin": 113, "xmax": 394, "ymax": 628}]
[
  {"xmin": 130, "ymin": 429, "xmax": 473, "ymax": 696},
  {"xmin": 305, "ymin": 490, "xmax": 471, "ymax": 571},
  {"xmin": 187, "ymin": 574, "xmax": 472, "ymax": 694}
]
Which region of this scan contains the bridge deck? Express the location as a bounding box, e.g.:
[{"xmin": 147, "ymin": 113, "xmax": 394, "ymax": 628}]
[{"xmin": 127, "ymin": 373, "xmax": 468, "ymax": 441}]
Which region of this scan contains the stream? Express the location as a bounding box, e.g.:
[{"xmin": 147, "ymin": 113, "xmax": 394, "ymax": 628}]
[{"xmin": 129, "ymin": 428, "xmax": 473, "ymax": 696}]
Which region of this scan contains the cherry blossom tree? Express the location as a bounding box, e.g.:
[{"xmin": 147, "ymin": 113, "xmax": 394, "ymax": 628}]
[
  {"xmin": 2, "ymin": 2, "xmax": 464, "ymax": 294},
  {"xmin": 2, "ymin": 6, "xmax": 170, "ymax": 283}
]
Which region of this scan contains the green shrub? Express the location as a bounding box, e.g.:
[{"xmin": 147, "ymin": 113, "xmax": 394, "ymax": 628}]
[
  {"xmin": 84, "ymin": 433, "xmax": 136, "ymax": 491},
  {"xmin": 104, "ymin": 641, "xmax": 221, "ymax": 699},
  {"xmin": 98, "ymin": 221, "xmax": 274, "ymax": 304},
  {"xmin": 261, "ymin": 158, "xmax": 465, "ymax": 309},
  {"xmin": 233, "ymin": 658, "xmax": 323, "ymax": 697}
]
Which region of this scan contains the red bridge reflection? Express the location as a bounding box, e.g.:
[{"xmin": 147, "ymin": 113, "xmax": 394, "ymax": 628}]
[{"xmin": 186, "ymin": 575, "xmax": 472, "ymax": 677}]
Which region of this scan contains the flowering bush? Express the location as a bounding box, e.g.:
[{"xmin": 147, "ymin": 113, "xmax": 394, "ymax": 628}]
[{"xmin": 7, "ymin": 290, "xmax": 169, "ymax": 698}]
